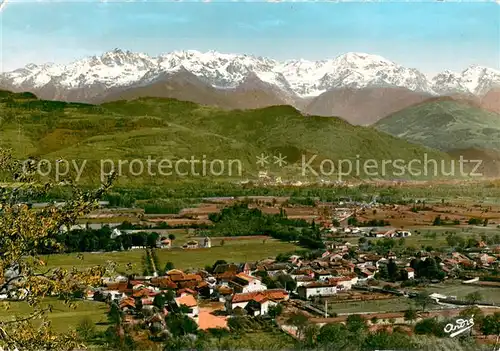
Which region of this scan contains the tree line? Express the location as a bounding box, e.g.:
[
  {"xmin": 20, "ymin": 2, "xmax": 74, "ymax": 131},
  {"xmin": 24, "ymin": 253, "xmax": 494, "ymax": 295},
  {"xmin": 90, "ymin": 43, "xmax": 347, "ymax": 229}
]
[
  {"xmin": 208, "ymin": 203, "xmax": 325, "ymax": 250},
  {"xmin": 47, "ymin": 226, "xmax": 161, "ymax": 254}
]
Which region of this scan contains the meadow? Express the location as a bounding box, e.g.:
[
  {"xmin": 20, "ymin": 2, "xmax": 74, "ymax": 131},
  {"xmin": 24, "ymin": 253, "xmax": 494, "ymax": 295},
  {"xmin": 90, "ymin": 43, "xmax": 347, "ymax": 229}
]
[
  {"xmin": 0, "ymin": 298, "xmax": 109, "ymax": 333},
  {"xmin": 327, "ymin": 297, "xmax": 418, "ymax": 314},
  {"xmin": 42, "ymin": 238, "xmax": 300, "ymax": 273},
  {"xmin": 345, "ymin": 226, "xmax": 499, "ymax": 249},
  {"xmin": 425, "ymin": 282, "xmax": 500, "ymax": 304}
]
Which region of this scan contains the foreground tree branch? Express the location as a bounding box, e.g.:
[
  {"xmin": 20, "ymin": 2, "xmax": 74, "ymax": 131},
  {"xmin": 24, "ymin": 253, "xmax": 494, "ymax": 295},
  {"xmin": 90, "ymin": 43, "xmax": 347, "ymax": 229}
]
[{"xmin": 0, "ymin": 148, "xmax": 115, "ymax": 350}]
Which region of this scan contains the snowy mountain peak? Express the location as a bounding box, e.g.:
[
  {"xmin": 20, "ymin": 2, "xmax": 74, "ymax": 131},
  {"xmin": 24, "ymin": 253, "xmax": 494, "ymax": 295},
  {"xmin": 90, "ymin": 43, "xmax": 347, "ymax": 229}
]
[
  {"xmin": 431, "ymin": 65, "xmax": 500, "ymax": 96},
  {"xmin": 1, "ymin": 49, "xmax": 499, "ymax": 99},
  {"xmin": 25, "ymin": 63, "xmax": 39, "ymax": 70},
  {"xmin": 333, "ymin": 52, "xmax": 394, "ymax": 66}
]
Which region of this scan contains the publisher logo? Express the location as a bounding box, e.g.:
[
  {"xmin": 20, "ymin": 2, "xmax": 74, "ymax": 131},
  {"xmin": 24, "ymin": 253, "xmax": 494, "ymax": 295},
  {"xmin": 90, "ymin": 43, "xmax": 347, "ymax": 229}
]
[{"xmin": 443, "ymin": 315, "xmax": 475, "ymax": 338}]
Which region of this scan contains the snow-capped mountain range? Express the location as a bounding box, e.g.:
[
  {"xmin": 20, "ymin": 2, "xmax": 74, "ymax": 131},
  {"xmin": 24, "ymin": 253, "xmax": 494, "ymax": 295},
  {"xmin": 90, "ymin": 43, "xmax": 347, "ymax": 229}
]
[{"xmin": 1, "ymin": 49, "xmax": 499, "ymax": 99}]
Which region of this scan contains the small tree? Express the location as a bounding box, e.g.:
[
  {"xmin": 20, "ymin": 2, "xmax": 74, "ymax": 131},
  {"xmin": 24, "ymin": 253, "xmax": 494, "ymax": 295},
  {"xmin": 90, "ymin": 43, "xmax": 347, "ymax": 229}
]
[
  {"xmin": 165, "ymin": 289, "xmax": 176, "ymax": 303},
  {"xmin": 277, "ymin": 274, "xmax": 297, "ymax": 292},
  {"xmin": 164, "ymin": 261, "xmax": 175, "ymax": 272},
  {"xmin": 207, "ymin": 327, "xmax": 229, "ymax": 347},
  {"xmin": 465, "ymin": 291, "xmax": 482, "ymax": 305},
  {"xmin": 303, "ymin": 324, "xmax": 319, "ymax": 349},
  {"xmin": 268, "ymin": 304, "xmax": 283, "ymax": 318},
  {"xmin": 415, "ymin": 292, "xmax": 433, "ymax": 312},
  {"xmin": 0, "ymin": 149, "xmax": 114, "ymax": 349},
  {"xmin": 317, "ymin": 323, "xmax": 350, "ymax": 349},
  {"xmin": 414, "ymin": 318, "xmax": 441, "ymax": 336},
  {"xmin": 153, "ymin": 293, "xmax": 167, "ymax": 309},
  {"xmin": 165, "ymin": 313, "xmax": 198, "ymax": 337},
  {"xmin": 134, "ymin": 297, "xmax": 143, "ymax": 315},
  {"xmin": 211, "ymin": 260, "xmax": 227, "ymax": 272},
  {"xmin": 287, "ymin": 313, "xmax": 309, "ymax": 339},
  {"xmin": 76, "ymin": 317, "xmax": 97, "ymax": 342},
  {"xmin": 107, "ymin": 301, "xmax": 123, "ymax": 326},
  {"xmin": 346, "ymin": 314, "xmax": 367, "ymax": 334},
  {"xmin": 432, "ymin": 216, "xmax": 442, "ymax": 226},
  {"xmin": 404, "ymin": 308, "xmax": 417, "ymax": 323},
  {"xmin": 168, "ymin": 233, "xmax": 176, "ymax": 245},
  {"xmin": 146, "ymin": 232, "xmax": 160, "ymax": 248},
  {"xmin": 480, "ymin": 313, "xmax": 500, "ymax": 335}
]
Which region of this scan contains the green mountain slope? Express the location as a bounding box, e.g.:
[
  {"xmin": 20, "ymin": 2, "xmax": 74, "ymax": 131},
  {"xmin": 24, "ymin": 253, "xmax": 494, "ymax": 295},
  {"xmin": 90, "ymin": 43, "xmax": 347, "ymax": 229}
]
[
  {"xmin": 0, "ymin": 90, "xmax": 457, "ymax": 184},
  {"xmin": 374, "ymin": 98, "xmax": 500, "ymax": 152}
]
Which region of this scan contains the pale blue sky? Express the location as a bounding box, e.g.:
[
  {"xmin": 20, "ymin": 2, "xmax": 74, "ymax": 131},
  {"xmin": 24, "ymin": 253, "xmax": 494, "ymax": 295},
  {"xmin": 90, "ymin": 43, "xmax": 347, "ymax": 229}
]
[{"xmin": 1, "ymin": 1, "xmax": 499, "ymax": 75}]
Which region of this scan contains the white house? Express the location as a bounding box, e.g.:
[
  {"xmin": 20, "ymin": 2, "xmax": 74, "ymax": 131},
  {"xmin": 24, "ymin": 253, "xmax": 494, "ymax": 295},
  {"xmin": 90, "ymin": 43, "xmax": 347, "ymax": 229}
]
[
  {"xmin": 396, "ymin": 230, "xmax": 412, "ymax": 237},
  {"xmin": 156, "ymin": 237, "xmax": 172, "ymax": 249},
  {"xmin": 229, "ymin": 273, "xmax": 267, "ymax": 293},
  {"xmin": 314, "ymin": 270, "xmax": 336, "ymax": 281},
  {"xmin": 243, "ymin": 299, "xmax": 271, "ymax": 316},
  {"xmin": 357, "ymin": 269, "xmax": 376, "ymax": 282},
  {"xmin": 330, "ymin": 276, "xmax": 357, "ymax": 291},
  {"xmin": 103, "ymin": 290, "xmax": 126, "ymax": 302},
  {"xmin": 110, "ymin": 228, "xmax": 122, "ymax": 239},
  {"xmin": 295, "ymin": 276, "xmax": 316, "ymax": 288},
  {"xmin": 297, "ymin": 283, "xmax": 337, "ymax": 300},
  {"xmin": 350, "ymin": 227, "xmax": 362, "ymax": 234},
  {"xmin": 404, "ymin": 267, "xmax": 415, "ymax": 279},
  {"xmin": 289, "ymin": 268, "xmax": 315, "ymax": 281},
  {"xmin": 202, "ymin": 237, "xmax": 211, "ymax": 248},
  {"xmin": 376, "ymin": 258, "xmax": 389, "ymax": 269},
  {"xmin": 102, "ymin": 275, "xmax": 128, "ymax": 284}
]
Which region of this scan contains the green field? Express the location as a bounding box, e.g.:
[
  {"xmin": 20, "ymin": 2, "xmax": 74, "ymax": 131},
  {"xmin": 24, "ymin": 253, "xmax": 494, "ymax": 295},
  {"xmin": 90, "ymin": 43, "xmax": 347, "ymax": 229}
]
[
  {"xmin": 425, "ymin": 281, "xmax": 500, "ymax": 304},
  {"xmin": 325, "ymin": 282, "xmax": 500, "ymax": 315},
  {"xmin": 327, "ymin": 297, "xmax": 416, "ymax": 314},
  {"xmin": 346, "ymin": 227, "xmax": 497, "ymax": 249},
  {"xmin": 0, "ymin": 298, "xmax": 109, "ymax": 333},
  {"xmin": 42, "ymin": 238, "xmax": 299, "ymax": 272}
]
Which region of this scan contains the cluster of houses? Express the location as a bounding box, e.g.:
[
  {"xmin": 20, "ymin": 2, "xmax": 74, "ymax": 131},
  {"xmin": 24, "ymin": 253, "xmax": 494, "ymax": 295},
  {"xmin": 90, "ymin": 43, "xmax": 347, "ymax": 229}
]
[
  {"xmin": 68, "ymin": 224, "xmax": 500, "ymax": 333},
  {"xmin": 86, "ymin": 245, "xmax": 414, "ymax": 328},
  {"xmin": 91, "ymin": 265, "xmax": 292, "ymax": 329},
  {"xmin": 326, "ymin": 226, "xmax": 413, "ymax": 238},
  {"xmin": 90, "ymin": 238, "xmax": 500, "ymax": 316}
]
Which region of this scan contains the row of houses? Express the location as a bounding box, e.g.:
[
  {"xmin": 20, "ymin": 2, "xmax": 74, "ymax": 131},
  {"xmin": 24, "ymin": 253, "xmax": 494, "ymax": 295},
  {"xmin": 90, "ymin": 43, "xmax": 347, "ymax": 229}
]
[
  {"xmin": 326, "ymin": 226, "xmax": 413, "ymax": 238},
  {"xmin": 82, "ymin": 234, "xmax": 500, "ymax": 331}
]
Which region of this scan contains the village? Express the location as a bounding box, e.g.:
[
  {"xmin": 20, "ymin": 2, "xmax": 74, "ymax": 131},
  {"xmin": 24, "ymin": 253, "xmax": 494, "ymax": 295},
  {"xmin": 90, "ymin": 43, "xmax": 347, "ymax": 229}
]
[
  {"xmin": 4, "ymin": 194, "xmax": 500, "ymax": 349},
  {"xmin": 54, "ymin": 195, "xmax": 500, "ymax": 348}
]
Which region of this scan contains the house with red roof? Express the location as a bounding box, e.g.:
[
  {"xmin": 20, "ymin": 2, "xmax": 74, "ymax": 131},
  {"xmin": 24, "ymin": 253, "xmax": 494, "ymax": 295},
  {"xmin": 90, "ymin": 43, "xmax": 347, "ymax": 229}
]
[
  {"xmin": 226, "ymin": 289, "xmax": 289, "ymax": 316},
  {"xmin": 404, "ymin": 267, "xmax": 415, "ymax": 279},
  {"xmin": 175, "ymin": 293, "xmax": 199, "ymax": 318}
]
